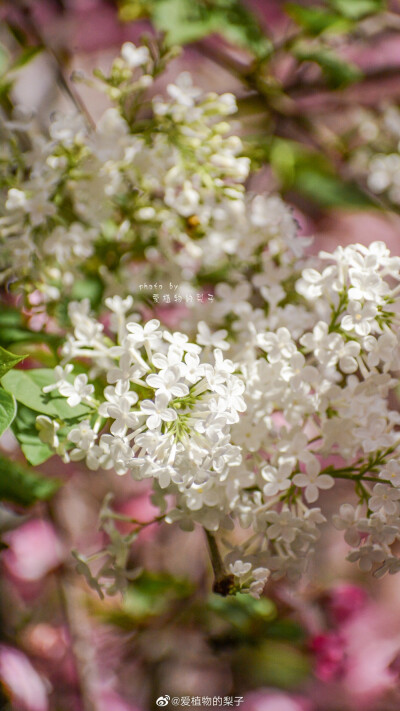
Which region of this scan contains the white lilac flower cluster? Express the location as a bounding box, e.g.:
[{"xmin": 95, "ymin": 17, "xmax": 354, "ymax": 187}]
[
  {"xmin": 37, "ymin": 241, "xmax": 400, "ymax": 595},
  {"xmin": 39, "ymin": 295, "xmax": 247, "ymax": 527},
  {"xmin": 351, "ymin": 105, "xmax": 400, "ymax": 205},
  {"xmin": 0, "ymin": 41, "xmax": 296, "ymax": 305}
]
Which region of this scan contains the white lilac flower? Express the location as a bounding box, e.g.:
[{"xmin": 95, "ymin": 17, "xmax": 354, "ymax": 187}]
[
  {"xmin": 380, "ymin": 459, "xmax": 400, "ymax": 486},
  {"xmin": 229, "ymin": 560, "xmax": 252, "ymax": 578},
  {"xmin": 146, "ymin": 366, "xmax": 189, "ymax": 401},
  {"xmin": 16, "ymin": 86, "xmax": 400, "ymax": 593},
  {"xmin": 332, "ymin": 504, "xmax": 361, "ymax": 547},
  {"xmin": 368, "ymin": 483, "xmax": 400, "ymax": 515},
  {"xmin": 261, "ymin": 464, "xmax": 292, "ymax": 497},
  {"xmin": 120, "ymin": 42, "xmax": 150, "ymax": 68},
  {"xmin": 347, "ymin": 545, "xmax": 386, "ymax": 572},
  {"xmin": 140, "ymin": 393, "xmax": 178, "ymax": 430},
  {"xmin": 196, "ymin": 322, "xmax": 230, "ymax": 351},
  {"xmin": 58, "ymin": 374, "xmax": 94, "ymax": 407},
  {"xmin": 36, "ymin": 416, "xmax": 60, "ymax": 448},
  {"xmin": 293, "ymin": 462, "xmax": 334, "ymax": 504},
  {"xmin": 341, "ymin": 301, "xmax": 378, "ymax": 336},
  {"xmin": 265, "ymin": 510, "xmax": 301, "ymax": 544}
]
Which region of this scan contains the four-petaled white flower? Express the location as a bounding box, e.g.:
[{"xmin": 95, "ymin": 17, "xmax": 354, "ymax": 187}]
[
  {"xmin": 126, "ymin": 320, "xmax": 161, "ymax": 350},
  {"xmin": 197, "ymin": 321, "xmax": 229, "ymax": 350},
  {"xmin": 262, "ymin": 463, "xmax": 292, "ymax": 497},
  {"xmin": 121, "ymin": 42, "xmax": 150, "ymax": 69},
  {"xmin": 140, "ymin": 393, "xmax": 178, "ymax": 430},
  {"xmin": 58, "ymin": 374, "xmax": 94, "ymax": 407},
  {"xmin": 146, "ymin": 365, "xmax": 189, "ymax": 401},
  {"xmin": 293, "ymin": 460, "xmax": 334, "ymax": 503},
  {"xmin": 229, "ymin": 560, "xmax": 251, "ymax": 578},
  {"xmin": 369, "ymin": 483, "xmax": 400, "ymax": 515}
]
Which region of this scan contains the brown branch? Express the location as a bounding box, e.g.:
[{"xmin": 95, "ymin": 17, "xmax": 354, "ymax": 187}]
[{"xmin": 204, "ymin": 529, "xmax": 234, "ymax": 597}]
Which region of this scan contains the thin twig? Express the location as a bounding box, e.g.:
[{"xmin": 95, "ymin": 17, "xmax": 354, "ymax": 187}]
[
  {"xmin": 10, "ymin": 0, "xmax": 95, "ymax": 128},
  {"xmin": 47, "ymin": 500, "xmax": 97, "ymax": 711}
]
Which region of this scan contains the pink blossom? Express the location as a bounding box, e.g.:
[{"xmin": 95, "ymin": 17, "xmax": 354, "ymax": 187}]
[
  {"xmin": 309, "ymin": 632, "xmax": 347, "ymax": 682},
  {"xmin": 3, "ymin": 519, "xmax": 64, "ymax": 582},
  {"xmin": 323, "ymin": 584, "xmax": 368, "ymax": 625},
  {"xmin": 95, "ymin": 686, "xmax": 142, "ymax": 711},
  {"xmin": 242, "ymin": 689, "xmax": 314, "ymax": 711},
  {"xmin": 117, "ymin": 492, "xmax": 162, "ymax": 542},
  {"xmin": 340, "ymin": 603, "xmax": 400, "ymax": 707},
  {"xmin": 154, "ymin": 304, "xmax": 190, "ymax": 330},
  {"xmin": 0, "ymin": 645, "xmax": 49, "ymax": 711}
]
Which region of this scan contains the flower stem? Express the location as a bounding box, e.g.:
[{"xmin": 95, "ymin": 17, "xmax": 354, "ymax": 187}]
[{"xmin": 204, "ymin": 529, "xmax": 234, "ymax": 597}]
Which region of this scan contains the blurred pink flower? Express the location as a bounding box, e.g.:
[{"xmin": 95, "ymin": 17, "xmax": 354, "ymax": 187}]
[
  {"xmin": 3, "ymin": 519, "xmax": 64, "ymax": 582},
  {"xmin": 23, "ymin": 623, "xmax": 68, "ymax": 662},
  {"xmin": 0, "ymin": 645, "xmax": 49, "ymax": 711},
  {"xmin": 312, "ymin": 212, "xmax": 400, "ymax": 256},
  {"xmin": 323, "ymin": 584, "xmax": 368, "ymax": 626},
  {"xmin": 340, "ymin": 603, "xmax": 400, "ymax": 708},
  {"xmin": 309, "ymin": 632, "xmax": 347, "ymax": 682},
  {"xmin": 95, "ymin": 685, "xmax": 141, "ymax": 711},
  {"xmin": 242, "ymin": 689, "xmax": 314, "ymax": 711},
  {"xmin": 117, "ymin": 492, "xmax": 162, "ymax": 542},
  {"xmin": 153, "ymin": 304, "xmax": 190, "ymax": 330}
]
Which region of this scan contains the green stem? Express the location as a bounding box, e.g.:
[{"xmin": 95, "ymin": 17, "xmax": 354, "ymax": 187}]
[{"xmin": 329, "ymin": 472, "xmax": 388, "ymax": 484}]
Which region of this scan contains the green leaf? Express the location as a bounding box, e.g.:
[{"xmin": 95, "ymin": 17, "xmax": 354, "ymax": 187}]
[
  {"xmin": 6, "ymin": 22, "xmax": 29, "ymax": 48},
  {"xmin": 265, "ymin": 618, "xmax": 305, "ymax": 642},
  {"xmin": 152, "ymin": 0, "xmax": 218, "ymax": 44},
  {"xmin": 118, "ymin": 0, "xmax": 152, "ymax": 22},
  {"xmin": 294, "ymin": 166, "xmax": 371, "ymax": 207},
  {"xmin": 285, "ymin": 4, "xmax": 351, "ymax": 35},
  {"xmin": 1, "ymin": 369, "xmax": 56, "ymax": 416},
  {"xmin": 11, "ymin": 405, "xmax": 53, "ymax": 466},
  {"xmin": 9, "ymin": 46, "xmax": 43, "ymax": 71},
  {"xmin": 151, "ymin": 0, "xmax": 271, "ymax": 58},
  {"xmin": 0, "ymin": 345, "xmax": 26, "ymax": 379},
  {"xmin": 0, "ymin": 326, "xmax": 61, "ymax": 349},
  {"xmin": 71, "ymin": 276, "xmax": 103, "ymax": 308},
  {"xmin": 328, "ymin": 0, "xmax": 385, "ymax": 20},
  {"xmin": 0, "ymin": 308, "xmax": 61, "ymax": 350},
  {"xmin": 1, "ymin": 369, "xmax": 91, "ymax": 420},
  {"xmin": 207, "ymin": 593, "xmax": 276, "ymax": 633},
  {"xmin": 102, "ymin": 571, "xmax": 194, "ymax": 625},
  {"xmin": 0, "ymin": 306, "xmax": 24, "ymax": 329},
  {"xmin": 233, "ymin": 641, "xmax": 310, "ymax": 688},
  {"xmin": 270, "ymin": 140, "xmax": 296, "ymax": 186},
  {"xmin": 0, "ymin": 44, "xmax": 9, "ymax": 76},
  {"xmin": 268, "ymin": 138, "xmax": 372, "ymax": 208},
  {"xmin": 294, "ymin": 45, "xmax": 362, "ymax": 88},
  {"xmin": 0, "ymin": 389, "xmax": 16, "ymax": 437},
  {"xmin": 0, "ymin": 452, "xmax": 61, "ymax": 506},
  {"xmin": 19, "ymin": 435, "xmax": 54, "ymax": 467}
]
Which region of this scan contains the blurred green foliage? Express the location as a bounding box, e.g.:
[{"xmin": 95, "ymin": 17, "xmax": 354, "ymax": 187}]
[
  {"xmin": 292, "ymin": 45, "xmax": 362, "ymax": 88},
  {"xmin": 252, "ymin": 137, "xmax": 372, "ymax": 208},
  {"xmin": 328, "ymin": 0, "xmax": 385, "ymax": 20},
  {"xmin": 0, "ymin": 451, "xmax": 60, "ymax": 506},
  {"xmin": 94, "ymin": 570, "xmax": 309, "ymax": 690},
  {"xmin": 119, "ymin": 0, "xmax": 271, "ymax": 57}
]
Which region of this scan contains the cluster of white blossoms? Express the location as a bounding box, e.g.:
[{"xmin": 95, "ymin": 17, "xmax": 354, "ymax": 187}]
[
  {"xmin": 36, "ymin": 240, "xmax": 400, "ymax": 595},
  {"xmin": 5, "ymin": 43, "xmax": 400, "ymax": 597},
  {"xmin": 351, "ymin": 105, "xmax": 400, "ymax": 205},
  {"xmin": 0, "ymin": 41, "xmax": 299, "ymax": 307}
]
